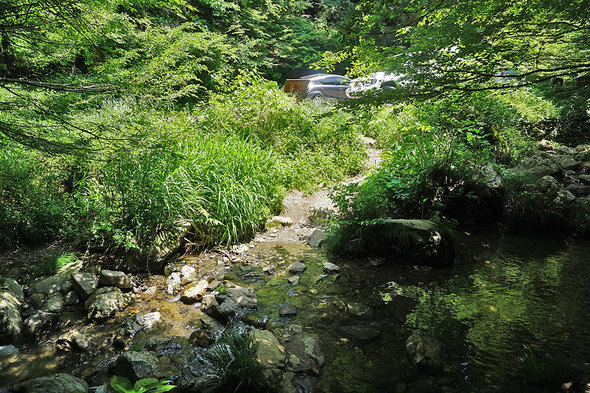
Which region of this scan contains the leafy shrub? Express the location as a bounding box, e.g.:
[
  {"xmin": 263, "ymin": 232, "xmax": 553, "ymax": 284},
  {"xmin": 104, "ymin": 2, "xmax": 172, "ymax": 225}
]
[{"xmin": 35, "ymin": 252, "xmax": 78, "ymax": 277}]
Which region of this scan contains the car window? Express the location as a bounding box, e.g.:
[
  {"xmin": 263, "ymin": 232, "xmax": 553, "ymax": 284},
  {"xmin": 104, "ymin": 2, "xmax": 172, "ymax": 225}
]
[{"xmin": 321, "ymin": 76, "xmax": 350, "ymax": 85}]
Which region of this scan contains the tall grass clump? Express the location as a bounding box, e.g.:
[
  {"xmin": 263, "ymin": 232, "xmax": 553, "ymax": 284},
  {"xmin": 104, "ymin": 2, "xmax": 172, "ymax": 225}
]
[
  {"xmin": 200, "ymin": 78, "xmax": 366, "ymax": 191},
  {"xmin": 204, "ymin": 328, "xmax": 271, "ymax": 393},
  {"xmin": 0, "ymin": 145, "xmax": 78, "ymax": 250}
]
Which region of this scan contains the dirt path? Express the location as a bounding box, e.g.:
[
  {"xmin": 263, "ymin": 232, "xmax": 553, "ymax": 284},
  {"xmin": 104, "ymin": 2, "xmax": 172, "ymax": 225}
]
[{"xmin": 252, "ymin": 136, "xmax": 382, "ymax": 245}]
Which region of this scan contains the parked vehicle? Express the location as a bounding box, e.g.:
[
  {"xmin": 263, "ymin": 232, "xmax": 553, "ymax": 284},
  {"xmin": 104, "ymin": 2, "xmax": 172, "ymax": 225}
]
[
  {"xmin": 346, "ymin": 72, "xmax": 404, "ymax": 97},
  {"xmin": 284, "ymin": 74, "xmax": 351, "ymax": 102}
]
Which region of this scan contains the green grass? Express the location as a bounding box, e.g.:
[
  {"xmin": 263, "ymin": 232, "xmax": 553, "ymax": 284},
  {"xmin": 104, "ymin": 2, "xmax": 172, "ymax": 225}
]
[{"xmin": 204, "ymin": 328, "xmax": 271, "ymax": 393}]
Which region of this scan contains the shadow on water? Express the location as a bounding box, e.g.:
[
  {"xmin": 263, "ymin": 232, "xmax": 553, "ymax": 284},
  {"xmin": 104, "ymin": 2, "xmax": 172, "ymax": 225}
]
[{"xmin": 233, "ymin": 232, "xmax": 590, "ymax": 393}]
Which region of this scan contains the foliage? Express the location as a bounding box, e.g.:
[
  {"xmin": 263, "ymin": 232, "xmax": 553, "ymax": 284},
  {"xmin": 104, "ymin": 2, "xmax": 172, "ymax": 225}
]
[
  {"xmin": 110, "ymin": 376, "xmax": 176, "ymax": 393},
  {"xmin": 204, "ymin": 328, "xmax": 271, "ymax": 393},
  {"xmin": 35, "ymin": 252, "xmax": 78, "ymax": 277}
]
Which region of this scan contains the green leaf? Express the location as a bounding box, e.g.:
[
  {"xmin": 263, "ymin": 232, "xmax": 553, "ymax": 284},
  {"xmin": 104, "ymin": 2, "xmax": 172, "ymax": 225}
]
[{"xmin": 110, "ymin": 376, "xmax": 134, "ymax": 393}]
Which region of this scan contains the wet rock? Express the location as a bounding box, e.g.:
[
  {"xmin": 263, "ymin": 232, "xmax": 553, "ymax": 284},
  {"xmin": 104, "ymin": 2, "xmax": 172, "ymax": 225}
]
[
  {"xmin": 406, "ymin": 329, "xmax": 444, "ymax": 372},
  {"xmin": 251, "ymin": 329, "xmax": 286, "ymax": 369},
  {"xmin": 0, "ymin": 344, "xmax": 18, "ymax": 357},
  {"xmin": 71, "ymin": 272, "xmax": 98, "ymax": 300},
  {"xmin": 29, "ymin": 275, "xmax": 67, "ymax": 297},
  {"xmin": 204, "ymin": 283, "xmax": 258, "ymax": 321},
  {"xmin": 189, "ymin": 328, "xmax": 213, "ymax": 347},
  {"xmin": 10, "ymin": 373, "xmax": 89, "ymax": 393},
  {"xmin": 179, "ymin": 265, "xmax": 197, "ymax": 285},
  {"xmin": 24, "ymin": 311, "xmax": 58, "ymax": 338},
  {"xmin": 135, "ymin": 312, "xmax": 161, "ymax": 330},
  {"xmin": 340, "ymin": 325, "xmax": 381, "ymax": 341},
  {"xmin": 288, "ymin": 276, "xmax": 300, "ymax": 285},
  {"xmin": 284, "ymin": 334, "xmax": 324, "ymax": 374},
  {"xmin": 114, "ymin": 350, "xmax": 179, "ymax": 381},
  {"xmin": 345, "ymin": 302, "xmax": 372, "ymax": 318},
  {"xmin": 0, "ymin": 279, "xmax": 23, "ymax": 343},
  {"xmin": 566, "ymin": 183, "xmax": 590, "ymax": 196},
  {"xmin": 279, "ymin": 305, "xmax": 297, "ymax": 317},
  {"xmin": 85, "ymin": 287, "xmax": 132, "ymax": 320},
  {"xmin": 266, "ymin": 216, "xmax": 293, "ymax": 230},
  {"xmin": 42, "ymin": 294, "xmax": 64, "ymax": 313},
  {"xmin": 307, "ymin": 229, "xmax": 326, "ymax": 248},
  {"xmin": 553, "ymin": 188, "xmax": 576, "ymax": 207},
  {"xmin": 180, "ymin": 280, "xmax": 208, "ymax": 304},
  {"xmin": 288, "ymin": 261, "xmax": 306, "ymax": 274},
  {"xmin": 98, "ymin": 270, "xmax": 132, "ymax": 290},
  {"xmin": 64, "ymin": 291, "xmax": 80, "ymax": 306},
  {"xmin": 323, "ymin": 262, "xmax": 341, "ymax": 273},
  {"xmin": 166, "ymin": 272, "xmax": 182, "ymax": 295}
]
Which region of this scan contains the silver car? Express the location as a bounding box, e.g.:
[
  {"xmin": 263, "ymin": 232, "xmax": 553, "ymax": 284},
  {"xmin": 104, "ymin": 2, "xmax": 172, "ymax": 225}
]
[{"xmin": 300, "ymin": 74, "xmax": 351, "ymax": 102}]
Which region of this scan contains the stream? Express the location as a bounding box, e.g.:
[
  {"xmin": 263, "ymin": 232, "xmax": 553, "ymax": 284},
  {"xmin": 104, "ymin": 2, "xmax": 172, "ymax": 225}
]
[{"xmin": 2, "ymin": 229, "xmax": 590, "ymax": 393}]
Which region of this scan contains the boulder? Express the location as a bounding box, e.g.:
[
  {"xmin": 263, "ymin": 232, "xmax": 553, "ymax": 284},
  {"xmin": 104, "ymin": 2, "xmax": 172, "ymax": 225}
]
[
  {"xmin": 10, "ymin": 373, "xmax": 88, "ymax": 393},
  {"xmin": 98, "ymin": 270, "xmax": 132, "ymax": 290},
  {"xmin": 71, "ymin": 272, "xmax": 98, "ymax": 300},
  {"xmin": 204, "ymin": 283, "xmax": 258, "ymax": 321},
  {"xmin": 406, "ymin": 329, "xmax": 444, "ymax": 372},
  {"xmin": 23, "ymin": 311, "xmax": 58, "ymax": 338},
  {"xmin": 166, "ymin": 272, "xmax": 182, "ymax": 295},
  {"xmin": 0, "ymin": 278, "xmax": 24, "ymax": 343},
  {"xmin": 0, "ymin": 344, "xmax": 18, "ymax": 357},
  {"xmin": 266, "ymin": 216, "xmax": 293, "ymax": 230},
  {"xmin": 179, "ymin": 265, "xmax": 197, "ymax": 285},
  {"xmin": 180, "ymin": 280, "xmax": 208, "ymax": 304},
  {"xmin": 322, "ymin": 262, "xmax": 341, "ymax": 274},
  {"xmin": 114, "ymin": 350, "xmax": 179, "ymax": 381},
  {"xmin": 63, "ymin": 291, "xmax": 80, "ymax": 306},
  {"xmin": 566, "ymin": 183, "xmax": 590, "ymax": 196},
  {"xmin": 251, "ymin": 329, "xmax": 286, "ymax": 369},
  {"xmin": 42, "ymin": 295, "xmax": 64, "ymax": 313},
  {"xmin": 85, "ymin": 287, "xmax": 132, "ymax": 320},
  {"xmin": 340, "ymin": 325, "xmax": 381, "ymax": 341},
  {"xmin": 29, "ymin": 275, "xmax": 68, "ymax": 297},
  {"xmin": 288, "ymin": 261, "xmax": 306, "ymax": 275},
  {"xmin": 370, "ymin": 219, "xmax": 454, "ymax": 268},
  {"xmin": 307, "ymin": 229, "xmax": 326, "ymax": 248}
]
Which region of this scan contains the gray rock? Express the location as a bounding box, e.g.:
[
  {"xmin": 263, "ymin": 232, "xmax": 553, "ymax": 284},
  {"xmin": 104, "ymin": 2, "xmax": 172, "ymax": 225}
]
[
  {"xmin": 406, "ymin": 329, "xmax": 444, "ymax": 372},
  {"xmin": 64, "ymin": 291, "xmax": 80, "ymax": 306},
  {"xmin": 553, "ymin": 188, "xmax": 577, "ymax": 207},
  {"xmin": 180, "ymin": 280, "xmax": 208, "ymax": 304},
  {"xmin": 24, "ymin": 311, "xmax": 58, "ymax": 337},
  {"xmin": 135, "ymin": 312, "xmax": 161, "ymax": 330},
  {"xmin": 225, "ymin": 284, "xmax": 258, "ymax": 309},
  {"xmin": 288, "ymin": 261, "xmax": 307, "ymax": 274},
  {"xmin": 1, "ymin": 278, "xmax": 24, "ymax": 301},
  {"xmin": 345, "ymin": 302, "xmax": 372, "ymax": 318},
  {"xmin": 285, "ymin": 334, "xmax": 324, "ymax": 374},
  {"xmin": 42, "ymin": 294, "xmax": 64, "ymax": 313},
  {"xmin": 288, "ymin": 276, "xmax": 300, "ymax": 285},
  {"xmin": 166, "ymin": 272, "xmax": 182, "ymax": 295},
  {"xmin": 71, "ymin": 272, "xmax": 98, "ymax": 300},
  {"xmin": 279, "ymin": 305, "xmax": 297, "ymax": 317},
  {"xmin": 266, "ymin": 216, "xmax": 293, "ymax": 230},
  {"xmin": 85, "ymin": 287, "xmax": 132, "ymax": 320},
  {"xmin": 323, "ymin": 262, "xmax": 341, "ymax": 273},
  {"xmin": 98, "ymin": 270, "xmax": 132, "ymax": 290},
  {"xmin": 29, "ymin": 275, "xmax": 67, "ymax": 297},
  {"xmin": 578, "ymin": 174, "xmax": 590, "ymax": 184},
  {"xmin": 179, "ymin": 265, "xmax": 197, "ymax": 285},
  {"xmin": 11, "ymin": 373, "xmax": 88, "ymax": 393},
  {"xmin": 114, "ymin": 351, "xmax": 179, "ymax": 381},
  {"xmin": 340, "ymin": 325, "xmax": 380, "ymax": 341},
  {"xmin": 0, "ymin": 286, "xmax": 23, "ymax": 343},
  {"xmin": 251, "ymin": 330, "xmax": 286, "ymax": 369},
  {"xmin": 555, "ymin": 154, "xmax": 579, "ymax": 169},
  {"xmin": 307, "ymin": 229, "xmax": 326, "ymax": 248},
  {"xmin": 0, "ymin": 344, "xmax": 18, "ymax": 357}
]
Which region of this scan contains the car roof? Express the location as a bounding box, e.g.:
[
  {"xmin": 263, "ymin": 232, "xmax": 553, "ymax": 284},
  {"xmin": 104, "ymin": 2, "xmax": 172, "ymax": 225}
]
[{"xmin": 300, "ymin": 74, "xmax": 348, "ymax": 80}]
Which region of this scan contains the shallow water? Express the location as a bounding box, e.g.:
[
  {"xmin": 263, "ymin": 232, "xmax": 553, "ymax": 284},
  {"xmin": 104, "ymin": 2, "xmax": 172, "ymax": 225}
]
[{"xmin": 3, "ymin": 232, "xmax": 590, "ymax": 393}]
